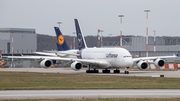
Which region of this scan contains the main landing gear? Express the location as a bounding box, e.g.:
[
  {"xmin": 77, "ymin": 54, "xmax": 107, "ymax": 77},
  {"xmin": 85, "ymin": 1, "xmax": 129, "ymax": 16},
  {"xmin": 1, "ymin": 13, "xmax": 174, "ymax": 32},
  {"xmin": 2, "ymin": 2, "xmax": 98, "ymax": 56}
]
[
  {"xmin": 86, "ymin": 69, "xmax": 121, "ymax": 73},
  {"xmin": 85, "ymin": 65, "xmax": 126, "ymax": 74},
  {"xmin": 86, "ymin": 65, "xmax": 99, "ymax": 73},
  {"xmin": 86, "ymin": 69, "xmax": 99, "ymax": 73},
  {"xmin": 102, "ymin": 69, "xmax": 120, "ymax": 73},
  {"xmin": 114, "ymin": 69, "xmax": 120, "ymax": 73},
  {"xmin": 102, "ymin": 69, "xmax": 110, "ymax": 73},
  {"xmin": 103, "ymin": 68, "xmax": 121, "ymax": 73}
]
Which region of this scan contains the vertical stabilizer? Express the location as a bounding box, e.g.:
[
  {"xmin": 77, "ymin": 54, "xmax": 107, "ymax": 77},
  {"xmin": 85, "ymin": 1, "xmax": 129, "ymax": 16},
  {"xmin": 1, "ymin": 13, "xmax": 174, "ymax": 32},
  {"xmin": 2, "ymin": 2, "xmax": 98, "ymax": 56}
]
[
  {"xmin": 74, "ymin": 19, "xmax": 87, "ymax": 50},
  {"xmin": 54, "ymin": 27, "xmax": 70, "ymax": 51}
]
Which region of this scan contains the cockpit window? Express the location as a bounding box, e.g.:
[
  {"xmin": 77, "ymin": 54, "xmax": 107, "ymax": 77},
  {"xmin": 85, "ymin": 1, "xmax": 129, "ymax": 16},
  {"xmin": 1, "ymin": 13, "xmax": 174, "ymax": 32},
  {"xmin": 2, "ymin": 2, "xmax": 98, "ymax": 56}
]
[{"xmin": 123, "ymin": 56, "xmax": 132, "ymax": 58}]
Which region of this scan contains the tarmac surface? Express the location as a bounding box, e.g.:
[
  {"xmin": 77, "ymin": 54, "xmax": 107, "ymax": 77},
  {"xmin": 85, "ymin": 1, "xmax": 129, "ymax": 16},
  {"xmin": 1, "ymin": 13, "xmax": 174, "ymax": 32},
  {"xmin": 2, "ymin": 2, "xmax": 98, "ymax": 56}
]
[
  {"xmin": 0, "ymin": 68, "xmax": 180, "ymax": 99},
  {"xmin": 0, "ymin": 89, "xmax": 180, "ymax": 99},
  {"xmin": 0, "ymin": 67, "xmax": 180, "ymax": 78}
]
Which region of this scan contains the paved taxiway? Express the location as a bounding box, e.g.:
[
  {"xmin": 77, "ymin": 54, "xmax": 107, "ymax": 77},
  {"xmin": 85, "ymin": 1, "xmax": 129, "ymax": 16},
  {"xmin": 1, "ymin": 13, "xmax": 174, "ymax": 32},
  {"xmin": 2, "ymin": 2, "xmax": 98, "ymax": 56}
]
[
  {"xmin": 0, "ymin": 89, "xmax": 180, "ymax": 99},
  {"xmin": 0, "ymin": 68, "xmax": 180, "ymax": 99},
  {"xmin": 0, "ymin": 68, "xmax": 180, "ymax": 78}
]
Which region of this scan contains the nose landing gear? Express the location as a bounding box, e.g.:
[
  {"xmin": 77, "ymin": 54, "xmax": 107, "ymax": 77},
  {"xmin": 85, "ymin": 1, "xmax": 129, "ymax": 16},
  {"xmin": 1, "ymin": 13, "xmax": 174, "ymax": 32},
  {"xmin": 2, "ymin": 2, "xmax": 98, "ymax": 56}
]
[{"xmin": 124, "ymin": 67, "xmax": 129, "ymax": 74}]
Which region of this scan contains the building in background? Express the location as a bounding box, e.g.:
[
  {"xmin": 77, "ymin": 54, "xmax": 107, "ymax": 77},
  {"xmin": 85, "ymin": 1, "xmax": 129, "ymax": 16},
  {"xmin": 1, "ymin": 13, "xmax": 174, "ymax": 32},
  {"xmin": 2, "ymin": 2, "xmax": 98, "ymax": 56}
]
[
  {"xmin": 0, "ymin": 28, "xmax": 37, "ymax": 54},
  {"xmin": 103, "ymin": 36, "xmax": 180, "ymax": 63},
  {"xmin": 0, "ymin": 28, "xmax": 37, "ymax": 68}
]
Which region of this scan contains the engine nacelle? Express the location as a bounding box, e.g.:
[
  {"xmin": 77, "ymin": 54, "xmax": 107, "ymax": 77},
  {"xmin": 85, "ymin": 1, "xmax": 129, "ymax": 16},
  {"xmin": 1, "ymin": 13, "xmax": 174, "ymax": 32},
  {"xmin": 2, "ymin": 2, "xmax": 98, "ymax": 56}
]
[
  {"xmin": 137, "ymin": 61, "xmax": 148, "ymax": 70},
  {"xmin": 70, "ymin": 61, "xmax": 82, "ymax": 71},
  {"xmin": 40, "ymin": 59, "xmax": 52, "ymax": 68},
  {"xmin": 154, "ymin": 58, "xmax": 165, "ymax": 67}
]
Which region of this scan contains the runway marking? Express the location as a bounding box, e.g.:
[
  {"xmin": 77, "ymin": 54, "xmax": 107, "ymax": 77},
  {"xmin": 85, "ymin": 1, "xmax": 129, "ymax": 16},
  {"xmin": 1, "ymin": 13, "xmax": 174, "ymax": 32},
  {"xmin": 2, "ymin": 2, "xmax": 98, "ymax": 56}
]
[{"xmin": 0, "ymin": 89, "xmax": 180, "ymax": 99}]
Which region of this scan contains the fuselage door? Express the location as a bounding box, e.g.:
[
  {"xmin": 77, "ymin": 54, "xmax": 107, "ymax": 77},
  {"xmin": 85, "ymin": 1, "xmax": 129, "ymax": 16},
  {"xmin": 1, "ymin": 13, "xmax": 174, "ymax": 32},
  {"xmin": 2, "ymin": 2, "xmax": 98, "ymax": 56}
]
[{"xmin": 120, "ymin": 55, "xmax": 124, "ymax": 62}]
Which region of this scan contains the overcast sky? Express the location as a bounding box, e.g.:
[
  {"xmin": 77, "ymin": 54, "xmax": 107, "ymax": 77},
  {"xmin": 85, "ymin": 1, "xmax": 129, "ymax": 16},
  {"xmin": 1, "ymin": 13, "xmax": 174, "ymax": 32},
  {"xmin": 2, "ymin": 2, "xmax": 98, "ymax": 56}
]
[{"xmin": 0, "ymin": 0, "xmax": 180, "ymax": 37}]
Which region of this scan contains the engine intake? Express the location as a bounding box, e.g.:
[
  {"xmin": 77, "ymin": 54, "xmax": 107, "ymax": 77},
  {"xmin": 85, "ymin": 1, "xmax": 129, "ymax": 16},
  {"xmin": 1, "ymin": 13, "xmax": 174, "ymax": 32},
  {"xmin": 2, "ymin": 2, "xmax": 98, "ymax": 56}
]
[
  {"xmin": 70, "ymin": 61, "xmax": 82, "ymax": 71},
  {"xmin": 137, "ymin": 61, "xmax": 148, "ymax": 70},
  {"xmin": 40, "ymin": 59, "xmax": 52, "ymax": 68},
  {"xmin": 154, "ymin": 58, "xmax": 165, "ymax": 67}
]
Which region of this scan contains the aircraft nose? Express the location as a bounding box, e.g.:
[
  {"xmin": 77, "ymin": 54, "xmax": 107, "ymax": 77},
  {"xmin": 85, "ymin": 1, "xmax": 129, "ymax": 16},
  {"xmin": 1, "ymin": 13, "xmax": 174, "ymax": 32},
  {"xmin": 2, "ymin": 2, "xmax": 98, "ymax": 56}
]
[{"xmin": 125, "ymin": 58, "xmax": 133, "ymax": 67}]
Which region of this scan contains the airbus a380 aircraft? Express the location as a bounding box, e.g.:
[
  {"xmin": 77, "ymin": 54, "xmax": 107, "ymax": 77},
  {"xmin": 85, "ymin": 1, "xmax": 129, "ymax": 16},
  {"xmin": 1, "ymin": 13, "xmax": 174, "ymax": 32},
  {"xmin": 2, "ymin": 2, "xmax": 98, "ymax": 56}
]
[
  {"xmin": 3, "ymin": 19, "xmax": 177, "ymax": 74},
  {"xmin": 71, "ymin": 19, "xmax": 177, "ymax": 73}
]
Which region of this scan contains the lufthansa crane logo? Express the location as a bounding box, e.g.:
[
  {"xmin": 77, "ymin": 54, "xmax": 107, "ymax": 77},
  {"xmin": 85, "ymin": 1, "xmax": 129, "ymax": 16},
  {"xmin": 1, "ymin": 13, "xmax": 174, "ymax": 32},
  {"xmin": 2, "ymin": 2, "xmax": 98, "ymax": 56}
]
[{"xmin": 58, "ymin": 35, "xmax": 64, "ymax": 45}]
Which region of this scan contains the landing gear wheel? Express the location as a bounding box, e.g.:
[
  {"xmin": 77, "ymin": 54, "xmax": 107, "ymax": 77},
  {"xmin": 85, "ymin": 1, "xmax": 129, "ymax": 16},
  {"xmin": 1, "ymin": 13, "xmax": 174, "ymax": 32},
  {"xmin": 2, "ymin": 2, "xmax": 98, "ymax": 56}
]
[
  {"xmin": 114, "ymin": 70, "xmax": 120, "ymax": 73},
  {"xmin": 92, "ymin": 69, "xmax": 99, "ymax": 73},
  {"xmin": 86, "ymin": 65, "xmax": 91, "ymax": 73},
  {"xmin": 89, "ymin": 70, "xmax": 93, "ymax": 73},
  {"xmin": 95, "ymin": 70, "xmax": 99, "ymax": 73},
  {"xmin": 124, "ymin": 71, "xmax": 129, "ymax": 74},
  {"xmin": 86, "ymin": 70, "xmax": 99, "ymax": 73},
  {"xmin": 102, "ymin": 70, "xmax": 110, "ymax": 73},
  {"xmin": 86, "ymin": 70, "xmax": 90, "ymax": 73}
]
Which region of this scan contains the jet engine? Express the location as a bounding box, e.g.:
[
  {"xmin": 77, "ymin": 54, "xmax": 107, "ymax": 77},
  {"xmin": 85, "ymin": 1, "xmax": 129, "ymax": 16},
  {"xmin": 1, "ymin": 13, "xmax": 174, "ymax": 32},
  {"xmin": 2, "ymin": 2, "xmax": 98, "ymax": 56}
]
[
  {"xmin": 137, "ymin": 61, "xmax": 148, "ymax": 70},
  {"xmin": 154, "ymin": 58, "xmax": 165, "ymax": 67},
  {"xmin": 40, "ymin": 59, "xmax": 52, "ymax": 68},
  {"xmin": 70, "ymin": 61, "xmax": 82, "ymax": 71}
]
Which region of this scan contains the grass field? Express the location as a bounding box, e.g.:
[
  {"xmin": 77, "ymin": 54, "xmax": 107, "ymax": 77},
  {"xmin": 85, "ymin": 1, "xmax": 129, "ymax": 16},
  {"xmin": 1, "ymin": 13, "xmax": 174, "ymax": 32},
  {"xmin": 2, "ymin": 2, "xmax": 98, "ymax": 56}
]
[
  {"xmin": 1, "ymin": 98, "xmax": 180, "ymax": 101},
  {"xmin": 0, "ymin": 72, "xmax": 180, "ymax": 90}
]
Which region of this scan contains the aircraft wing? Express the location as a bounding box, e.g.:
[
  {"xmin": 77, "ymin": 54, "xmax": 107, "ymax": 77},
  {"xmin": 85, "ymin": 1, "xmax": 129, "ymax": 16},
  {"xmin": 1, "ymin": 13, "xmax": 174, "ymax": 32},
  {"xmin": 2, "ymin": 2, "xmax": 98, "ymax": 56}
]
[
  {"xmin": 34, "ymin": 52, "xmax": 57, "ymax": 56},
  {"xmin": 42, "ymin": 50, "xmax": 58, "ymax": 53},
  {"xmin": 56, "ymin": 52, "xmax": 80, "ymax": 57},
  {"xmin": 35, "ymin": 52, "xmax": 79, "ymax": 57},
  {"xmin": 3, "ymin": 56, "xmax": 58, "ymax": 60},
  {"xmin": 3, "ymin": 56, "xmax": 109, "ymax": 67},
  {"xmin": 132, "ymin": 55, "xmax": 177, "ymax": 62}
]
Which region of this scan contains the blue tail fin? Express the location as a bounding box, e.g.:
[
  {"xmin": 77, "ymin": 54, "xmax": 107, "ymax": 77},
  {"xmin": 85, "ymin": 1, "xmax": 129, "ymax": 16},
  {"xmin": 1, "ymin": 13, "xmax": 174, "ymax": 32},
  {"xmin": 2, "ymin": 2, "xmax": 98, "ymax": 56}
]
[
  {"xmin": 56, "ymin": 43, "xmax": 64, "ymax": 51},
  {"xmin": 54, "ymin": 27, "xmax": 70, "ymax": 51},
  {"xmin": 74, "ymin": 19, "xmax": 87, "ymax": 50}
]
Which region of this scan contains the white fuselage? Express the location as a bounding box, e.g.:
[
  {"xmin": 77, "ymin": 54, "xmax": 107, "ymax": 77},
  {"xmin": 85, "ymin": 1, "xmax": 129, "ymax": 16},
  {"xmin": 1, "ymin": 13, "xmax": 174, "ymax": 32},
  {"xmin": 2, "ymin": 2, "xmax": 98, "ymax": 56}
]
[{"xmin": 81, "ymin": 47, "xmax": 133, "ymax": 68}]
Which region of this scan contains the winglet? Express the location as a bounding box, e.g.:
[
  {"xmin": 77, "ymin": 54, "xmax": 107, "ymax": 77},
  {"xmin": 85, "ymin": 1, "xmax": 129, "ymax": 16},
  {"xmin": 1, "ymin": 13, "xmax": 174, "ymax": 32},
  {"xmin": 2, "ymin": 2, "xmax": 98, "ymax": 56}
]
[
  {"xmin": 54, "ymin": 27, "xmax": 70, "ymax": 51},
  {"xmin": 74, "ymin": 19, "xmax": 87, "ymax": 50}
]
